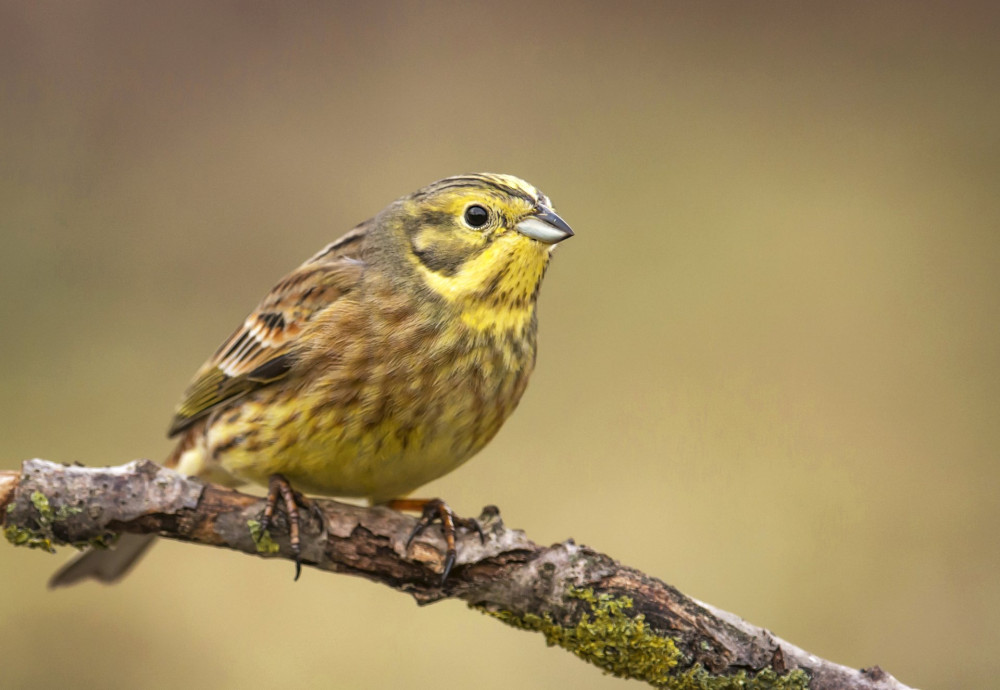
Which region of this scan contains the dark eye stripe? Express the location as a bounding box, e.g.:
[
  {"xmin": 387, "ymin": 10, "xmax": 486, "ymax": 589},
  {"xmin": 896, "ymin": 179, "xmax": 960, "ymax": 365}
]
[
  {"xmin": 412, "ymin": 245, "xmax": 464, "ymax": 276},
  {"xmin": 414, "ymin": 210, "xmax": 452, "ymax": 232}
]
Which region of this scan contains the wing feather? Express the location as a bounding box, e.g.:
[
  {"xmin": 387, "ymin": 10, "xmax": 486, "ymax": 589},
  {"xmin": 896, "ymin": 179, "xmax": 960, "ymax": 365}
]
[{"xmin": 167, "ymin": 223, "xmax": 369, "ymax": 437}]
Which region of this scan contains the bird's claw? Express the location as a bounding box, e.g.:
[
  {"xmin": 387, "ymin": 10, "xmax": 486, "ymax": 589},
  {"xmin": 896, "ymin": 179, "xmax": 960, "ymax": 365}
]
[
  {"xmin": 400, "ymin": 498, "xmax": 484, "ymax": 584},
  {"xmin": 260, "ymin": 473, "xmax": 312, "ymax": 581}
]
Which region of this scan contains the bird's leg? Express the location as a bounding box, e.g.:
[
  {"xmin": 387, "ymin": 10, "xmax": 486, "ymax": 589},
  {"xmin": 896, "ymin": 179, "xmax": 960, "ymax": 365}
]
[
  {"xmin": 387, "ymin": 498, "xmax": 485, "ymax": 584},
  {"xmin": 259, "ymin": 473, "xmax": 308, "ymax": 581}
]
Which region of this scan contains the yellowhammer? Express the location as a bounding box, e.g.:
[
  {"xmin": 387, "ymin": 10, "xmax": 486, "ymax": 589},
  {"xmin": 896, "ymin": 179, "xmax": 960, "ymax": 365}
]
[{"xmin": 51, "ymin": 172, "xmax": 573, "ymax": 587}]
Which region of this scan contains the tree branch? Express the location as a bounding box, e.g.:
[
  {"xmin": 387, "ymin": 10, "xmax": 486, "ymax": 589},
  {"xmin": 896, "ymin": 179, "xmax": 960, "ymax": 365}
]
[{"xmin": 2, "ymin": 459, "xmax": 914, "ymax": 690}]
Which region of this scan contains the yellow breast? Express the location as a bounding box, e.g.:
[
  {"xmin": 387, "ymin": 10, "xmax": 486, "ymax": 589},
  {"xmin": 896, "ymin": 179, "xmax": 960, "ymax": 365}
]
[{"xmin": 197, "ymin": 295, "xmax": 537, "ymax": 503}]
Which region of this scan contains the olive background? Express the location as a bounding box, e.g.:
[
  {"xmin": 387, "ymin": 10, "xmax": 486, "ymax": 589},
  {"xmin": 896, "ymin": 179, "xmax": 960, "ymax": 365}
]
[{"xmin": 1, "ymin": 3, "xmax": 997, "ymax": 689}]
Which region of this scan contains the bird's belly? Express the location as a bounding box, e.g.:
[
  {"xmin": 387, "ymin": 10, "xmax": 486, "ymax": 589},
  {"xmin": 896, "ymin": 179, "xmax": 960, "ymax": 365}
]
[
  {"xmin": 205, "ymin": 357, "xmax": 529, "ymax": 503},
  {"xmin": 251, "ymin": 422, "xmax": 477, "ymax": 503}
]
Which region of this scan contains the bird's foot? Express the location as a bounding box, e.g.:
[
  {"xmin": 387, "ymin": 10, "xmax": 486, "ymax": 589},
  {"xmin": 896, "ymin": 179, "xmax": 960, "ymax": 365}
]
[
  {"xmin": 259, "ymin": 473, "xmax": 317, "ymax": 581},
  {"xmin": 387, "ymin": 498, "xmax": 485, "ymax": 585}
]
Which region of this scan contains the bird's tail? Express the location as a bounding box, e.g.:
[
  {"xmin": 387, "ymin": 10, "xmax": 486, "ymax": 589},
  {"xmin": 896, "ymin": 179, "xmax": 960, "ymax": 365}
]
[{"xmin": 48, "ymin": 533, "xmax": 158, "ymax": 588}]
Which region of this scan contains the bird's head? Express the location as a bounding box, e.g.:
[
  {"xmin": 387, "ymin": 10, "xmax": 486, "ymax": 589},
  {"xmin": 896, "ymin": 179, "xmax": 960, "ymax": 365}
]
[{"xmin": 380, "ymin": 173, "xmax": 573, "ymax": 310}]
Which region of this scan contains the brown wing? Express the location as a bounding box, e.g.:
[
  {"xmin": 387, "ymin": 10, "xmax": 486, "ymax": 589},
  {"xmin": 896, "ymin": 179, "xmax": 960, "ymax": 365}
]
[{"xmin": 167, "ymin": 223, "xmax": 369, "ymax": 437}]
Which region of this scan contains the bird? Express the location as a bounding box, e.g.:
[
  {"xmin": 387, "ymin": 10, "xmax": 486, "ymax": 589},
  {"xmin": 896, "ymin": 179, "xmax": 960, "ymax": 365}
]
[{"xmin": 50, "ymin": 172, "xmax": 573, "ymax": 587}]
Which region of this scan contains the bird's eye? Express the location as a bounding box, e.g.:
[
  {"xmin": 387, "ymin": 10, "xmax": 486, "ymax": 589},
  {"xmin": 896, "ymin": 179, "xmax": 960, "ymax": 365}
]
[{"xmin": 463, "ymin": 204, "xmax": 489, "ymax": 228}]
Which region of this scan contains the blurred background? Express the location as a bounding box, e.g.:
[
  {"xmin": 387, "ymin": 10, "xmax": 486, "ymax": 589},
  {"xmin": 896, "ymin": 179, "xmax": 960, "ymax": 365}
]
[{"xmin": 1, "ymin": 2, "xmax": 997, "ymax": 688}]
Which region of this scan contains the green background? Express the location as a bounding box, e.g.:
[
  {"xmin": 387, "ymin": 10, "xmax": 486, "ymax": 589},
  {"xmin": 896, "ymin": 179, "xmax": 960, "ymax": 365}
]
[{"xmin": 2, "ymin": 3, "xmax": 997, "ymax": 688}]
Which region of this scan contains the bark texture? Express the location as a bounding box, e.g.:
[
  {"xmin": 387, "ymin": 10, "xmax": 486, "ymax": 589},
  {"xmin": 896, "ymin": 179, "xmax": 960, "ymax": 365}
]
[{"xmin": 1, "ymin": 459, "xmax": 915, "ymax": 690}]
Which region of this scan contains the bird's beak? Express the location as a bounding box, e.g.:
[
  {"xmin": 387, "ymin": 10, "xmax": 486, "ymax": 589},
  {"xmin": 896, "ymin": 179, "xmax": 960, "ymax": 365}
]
[{"xmin": 516, "ymin": 206, "xmax": 574, "ymax": 245}]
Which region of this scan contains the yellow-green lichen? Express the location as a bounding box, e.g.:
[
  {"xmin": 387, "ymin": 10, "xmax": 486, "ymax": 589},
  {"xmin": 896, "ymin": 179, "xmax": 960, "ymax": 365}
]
[
  {"xmin": 671, "ymin": 664, "xmax": 810, "ymax": 690},
  {"xmin": 247, "ymin": 519, "xmax": 279, "ymax": 554},
  {"xmin": 5, "ymin": 492, "xmax": 57, "ymax": 551},
  {"xmin": 31, "ymin": 491, "xmax": 53, "ymax": 523},
  {"xmin": 30, "ymin": 490, "xmax": 82, "ymax": 524},
  {"xmin": 4, "ymin": 523, "xmax": 53, "ymax": 551},
  {"xmin": 4, "ymin": 491, "xmax": 86, "ymax": 552},
  {"xmin": 478, "ymin": 588, "xmax": 810, "ymax": 689},
  {"xmin": 66, "ymin": 531, "xmax": 120, "ymax": 551},
  {"xmin": 3, "ymin": 491, "xmax": 56, "ymax": 553},
  {"xmin": 479, "ymin": 587, "xmax": 683, "ymax": 686}
]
